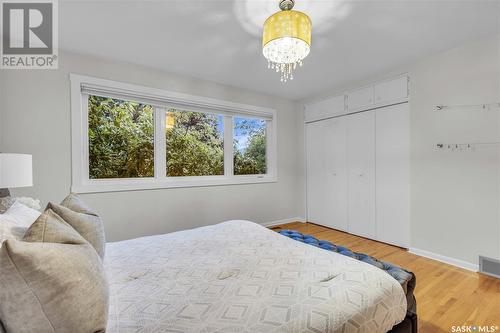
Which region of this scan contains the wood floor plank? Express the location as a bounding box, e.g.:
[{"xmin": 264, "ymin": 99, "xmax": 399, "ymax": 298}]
[{"xmin": 271, "ymin": 222, "xmax": 500, "ymax": 333}]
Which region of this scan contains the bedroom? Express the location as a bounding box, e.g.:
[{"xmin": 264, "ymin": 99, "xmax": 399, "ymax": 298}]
[{"xmin": 0, "ymin": 0, "xmax": 499, "ymax": 332}]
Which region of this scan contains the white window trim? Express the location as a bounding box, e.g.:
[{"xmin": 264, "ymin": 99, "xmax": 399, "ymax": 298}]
[{"xmin": 70, "ymin": 74, "xmax": 278, "ymax": 194}]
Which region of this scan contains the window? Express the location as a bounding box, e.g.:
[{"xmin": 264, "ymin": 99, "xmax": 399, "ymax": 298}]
[
  {"xmin": 88, "ymin": 96, "xmax": 154, "ymax": 179},
  {"xmin": 70, "ymin": 74, "xmax": 277, "ymax": 193},
  {"xmin": 234, "ymin": 117, "xmax": 267, "ymax": 175},
  {"xmin": 166, "ymin": 110, "xmax": 224, "ymax": 177}
]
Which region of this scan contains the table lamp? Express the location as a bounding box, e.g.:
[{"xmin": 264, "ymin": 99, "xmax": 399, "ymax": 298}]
[{"xmin": 0, "ymin": 153, "xmax": 33, "ymax": 196}]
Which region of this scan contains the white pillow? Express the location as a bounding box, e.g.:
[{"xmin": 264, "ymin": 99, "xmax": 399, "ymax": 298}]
[
  {"xmin": 0, "ymin": 219, "xmax": 27, "ymax": 243},
  {"xmin": 2, "ymin": 201, "xmax": 41, "ymax": 226},
  {"xmin": 0, "ymin": 201, "xmax": 41, "ymax": 244},
  {"xmin": 0, "ymin": 196, "xmax": 41, "ymax": 213}
]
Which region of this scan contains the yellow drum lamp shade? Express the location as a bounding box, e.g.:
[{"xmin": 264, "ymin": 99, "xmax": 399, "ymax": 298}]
[{"xmin": 262, "ymin": 2, "xmax": 311, "ymax": 82}]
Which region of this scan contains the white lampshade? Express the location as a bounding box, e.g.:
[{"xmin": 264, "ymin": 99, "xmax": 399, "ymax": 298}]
[{"xmin": 0, "ymin": 153, "xmax": 33, "ymax": 188}]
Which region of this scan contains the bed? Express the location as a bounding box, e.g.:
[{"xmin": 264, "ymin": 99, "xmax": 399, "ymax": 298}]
[
  {"xmin": 277, "ymin": 230, "xmax": 417, "ymax": 333},
  {"xmin": 105, "ymin": 220, "xmax": 408, "ymax": 333}
]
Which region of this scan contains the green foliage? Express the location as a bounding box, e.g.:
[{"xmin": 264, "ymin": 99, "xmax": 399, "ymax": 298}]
[
  {"xmin": 234, "ymin": 120, "xmax": 267, "ymax": 175},
  {"xmin": 88, "ymin": 96, "xmax": 267, "ymax": 179},
  {"xmin": 166, "ymin": 110, "xmax": 224, "ymax": 176},
  {"xmin": 88, "ymin": 96, "xmax": 154, "ymax": 179}
]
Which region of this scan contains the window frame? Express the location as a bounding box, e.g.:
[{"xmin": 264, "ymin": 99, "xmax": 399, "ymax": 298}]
[{"xmin": 70, "ymin": 74, "xmax": 277, "ymax": 193}]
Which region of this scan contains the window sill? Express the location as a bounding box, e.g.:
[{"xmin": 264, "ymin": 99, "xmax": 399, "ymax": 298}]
[{"xmin": 71, "ymin": 175, "xmax": 278, "ymax": 194}]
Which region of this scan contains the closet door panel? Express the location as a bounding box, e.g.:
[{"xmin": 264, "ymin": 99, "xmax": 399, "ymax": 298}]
[
  {"xmin": 306, "ymin": 118, "xmax": 348, "ymax": 231},
  {"xmin": 324, "ymin": 117, "xmax": 348, "ymax": 231},
  {"xmin": 376, "ymin": 103, "xmax": 410, "ymax": 247},
  {"xmin": 347, "ymin": 112, "xmax": 376, "ymax": 239},
  {"xmin": 306, "ymin": 121, "xmax": 326, "ymax": 225}
]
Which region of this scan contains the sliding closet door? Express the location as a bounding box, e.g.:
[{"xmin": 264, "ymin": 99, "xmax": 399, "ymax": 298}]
[
  {"xmin": 306, "ymin": 118, "xmax": 348, "ymax": 231},
  {"xmin": 328, "ymin": 118, "xmax": 348, "ymax": 231},
  {"xmin": 376, "ymin": 103, "xmax": 410, "ymax": 248},
  {"xmin": 347, "ymin": 112, "xmax": 376, "ymax": 239},
  {"xmin": 306, "ymin": 121, "xmax": 326, "ymax": 226}
]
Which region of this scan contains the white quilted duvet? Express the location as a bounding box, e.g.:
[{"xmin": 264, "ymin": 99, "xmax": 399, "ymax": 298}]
[{"xmin": 105, "ymin": 220, "xmax": 406, "ymax": 333}]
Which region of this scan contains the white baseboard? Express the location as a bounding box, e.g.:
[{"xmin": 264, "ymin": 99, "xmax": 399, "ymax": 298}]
[
  {"xmin": 261, "ymin": 217, "xmax": 306, "ymax": 228},
  {"xmin": 260, "ymin": 223, "xmax": 479, "ymax": 272},
  {"xmin": 409, "ymin": 247, "xmax": 479, "ymax": 272}
]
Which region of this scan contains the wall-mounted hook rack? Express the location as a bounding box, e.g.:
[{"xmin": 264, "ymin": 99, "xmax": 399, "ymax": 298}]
[
  {"xmin": 436, "ymin": 142, "xmax": 500, "ymax": 151},
  {"xmin": 435, "ymin": 102, "xmax": 500, "ymax": 111}
]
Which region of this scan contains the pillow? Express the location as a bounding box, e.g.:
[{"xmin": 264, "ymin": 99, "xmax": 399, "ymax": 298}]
[
  {"xmin": 0, "ymin": 196, "xmax": 41, "ymax": 213},
  {"xmin": 0, "ymin": 201, "xmax": 41, "ymax": 243},
  {"xmin": 47, "ymin": 199, "xmax": 105, "ymax": 258},
  {"xmin": 0, "ymin": 218, "xmax": 28, "ymax": 244},
  {"xmin": 1, "ymin": 201, "xmax": 41, "ymax": 226},
  {"xmin": 61, "ymin": 193, "xmax": 97, "ymax": 216},
  {"xmin": 0, "ymin": 209, "xmax": 109, "ymax": 333},
  {"xmin": 23, "ymin": 209, "xmax": 84, "ymax": 244}
]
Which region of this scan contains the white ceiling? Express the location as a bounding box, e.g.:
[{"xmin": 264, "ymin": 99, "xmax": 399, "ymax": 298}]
[{"xmin": 60, "ymin": 0, "xmax": 499, "ymax": 100}]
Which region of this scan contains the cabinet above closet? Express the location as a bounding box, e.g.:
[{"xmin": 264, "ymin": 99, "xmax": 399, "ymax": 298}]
[
  {"xmin": 304, "ymin": 75, "xmax": 409, "ymax": 122},
  {"xmin": 303, "ymin": 94, "xmax": 346, "ymax": 122},
  {"xmin": 349, "ymin": 75, "xmax": 409, "ymax": 113}
]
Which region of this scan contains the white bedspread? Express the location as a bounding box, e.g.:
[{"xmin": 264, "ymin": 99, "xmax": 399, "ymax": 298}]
[{"xmin": 105, "ymin": 220, "xmax": 406, "ymax": 333}]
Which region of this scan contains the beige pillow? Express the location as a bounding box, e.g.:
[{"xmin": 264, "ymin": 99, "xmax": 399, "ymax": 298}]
[
  {"xmin": 22, "ymin": 209, "xmax": 83, "ymax": 244},
  {"xmin": 61, "ymin": 193, "xmax": 97, "ymax": 216},
  {"xmin": 0, "ymin": 209, "xmax": 108, "ymax": 333},
  {"xmin": 46, "ymin": 196, "xmax": 105, "ymax": 258}
]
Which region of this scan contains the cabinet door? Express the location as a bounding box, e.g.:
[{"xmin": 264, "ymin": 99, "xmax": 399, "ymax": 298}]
[
  {"xmin": 306, "ymin": 121, "xmax": 326, "ymax": 226},
  {"xmin": 306, "ymin": 118, "xmax": 348, "ymax": 231},
  {"xmin": 374, "ymin": 76, "xmax": 408, "ymax": 105},
  {"xmin": 347, "ymin": 86, "xmax": 374, "ymax": 112},
  {"xmin": 376, "ymin": 103, "xmax": 410, "ymax": 248},
  {"xmin": 347, "ymin": 112, "xmax": 376, "ymax": 239},
  {"xmin": 304, "ymin": 95, "xmax": 345, "ymax": 122},
  {"xmin": 324, "ymin": 117, "xmax": 348, "ymax": 231}
]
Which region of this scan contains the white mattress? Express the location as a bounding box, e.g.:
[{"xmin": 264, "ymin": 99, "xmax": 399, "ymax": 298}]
[{"xmin": 105, "ymin": 220, "xmax": 406, "ymax": 333}]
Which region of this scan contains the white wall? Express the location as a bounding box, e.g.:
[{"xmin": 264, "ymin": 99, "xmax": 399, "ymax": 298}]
[
  {"xmin": 1, "ymin": 52, "xmax": 303, "ymax": 241},
  {"xmin": 0, "ymin": 73, "xmax": 3, "ymax": 149},
  {"xmin": 298, "ymin": 34, "xmax": 500, "ymax": 267},
  {"xmin": 2, "ymin": 35, "xmax": 498, "ymax": 267},
  {"xmin": 410, "ymin": 35, "xmax": 500, "ymax": 265}
]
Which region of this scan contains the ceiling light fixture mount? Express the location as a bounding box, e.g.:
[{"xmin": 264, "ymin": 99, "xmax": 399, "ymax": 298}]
[
  {"xmin": 262, "ymin": 0, "xmax": 311, "ymax": 83},
  {"xmin": 279, "ymin": 0, "xmax": 295, "ymax": 11}
]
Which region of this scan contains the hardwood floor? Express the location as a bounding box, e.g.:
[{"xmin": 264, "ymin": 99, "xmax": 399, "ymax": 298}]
[{"xmin": 271, "ymin": 222, "xmax": 500, "ymax": 333}]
